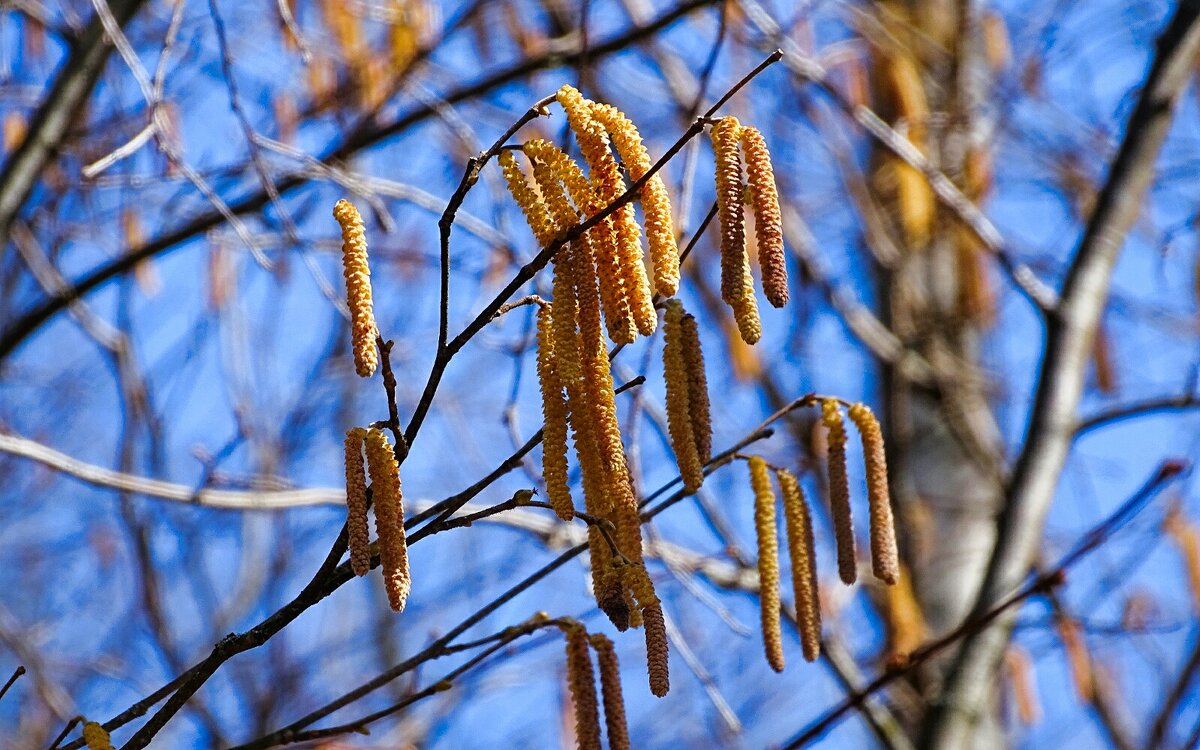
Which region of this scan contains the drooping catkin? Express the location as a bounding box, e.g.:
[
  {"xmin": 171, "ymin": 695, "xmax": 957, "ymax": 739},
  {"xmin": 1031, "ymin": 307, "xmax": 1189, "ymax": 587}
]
[
  {"xmin": 779, "ymin": 469, "xmax": 821, "ymax": 662},
  {"xmin": 641, "ymin": 602, "xmax": 670, "ymax": 696},
  {"xmin": 589, "ymin": 525, "xmax": 630, "ymax": 631},
  {"xmin": 333, "ymin": 199, "xmax": 378, "ymax": 377},
  {"xmin": 344, "ymin": 427, "xmax": 372, "ymax": 576},
  {"xmin": 679, "ymin": 312, "xmax": 712, "ymax": 463},
  {"xmin": 663, "ymin": 300, "xmax": 704, "ymax": 492},
  {"xmin": 557, "ymin": 86, "xmax": 652, "ymax": 340},
  {"xmin": 730, "ymin": 248, "xmax": 762, "ymax": 345},
  {"xmin": 536, "ymin": 304, "xmax": 574, "ymax": 521},
  {"xmin": 363, "ymin": 428, "xmax": 411, "ymax": 612},
  {"xmin": 82, "ymin": 722, "xmax": 114, "ymax": 750},
  {"xmin": 499, "ymin": 150, "xmax": 556, "ymax": 247},
  {"xmin": 822, "ymin": 399, "xmax": 856, "ymax": 585},
  {"xmin": 589, "ymin": 634, "xmax": 631, "ymax": 750},
  {"xmin": 848, "ymin": 403, "xmax": 898, "ymax": 585},
  {"xmin": 590, "ymin": 102, "xmax": 680, "ymax": 298},
  {"xmin": 749, "ymin": 456, "xmax": 785, "ymax": 672},
  {"xmin": 711, "ymin": 116, "xmax": 761, "ymax": 344},
  {"xmin": 740, "ymin": 126, "xmax": 788, "ymax": 308},
  {"xmin": 564, "ymin": 624, "xmax": 603, "ymax": 750}
]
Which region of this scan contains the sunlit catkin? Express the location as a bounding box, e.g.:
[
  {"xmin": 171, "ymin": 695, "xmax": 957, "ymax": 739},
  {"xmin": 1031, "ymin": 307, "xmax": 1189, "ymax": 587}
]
[
  {"xmin": 848, "ymin": 403, "xmax": 898, "ymax": 585},
  {"xmin": 333, "ymin": 199, "xmax": 378, "ymax": 377},
  {"xmin": 749, "ymin": 457, "xmax": 784, "ymax": 672},
  {"xmin": 364, "ymin": 428, "xmax": 411, "ymax": 612},
  {"xmin": 711, "ymin": 117, "xmax": 761, "ymax": 344},
  {"xmin": 82, "ymin": 722, "xmax": 114, "ymax": 750},
  {"xmin": 822, "ymin": 399, "xmax": 856, "ymax": 585},
  {"xmin": 740, "ymin": 126, "xmax": 787, "ymax": 308},
  {"xmin": 536, "ymin": 303, "xmax": 574, "ymax": 520},
  {"xmin": 344, "ymin": 427, "xmax": 371, "ymax": 576},
  {"xmin": 680, "ymin": 312, "xmax": 712, "ymax": 463},
  {"xmin": 564, "ymin": 625, "xmax": 603, "ymax": 750},
  {"xmin": 589, "ymin": 634, "xmax": 631, "ymax": 750},
  {"xmin": 591, "ymin": 102, "xmax": 680, "ymax": 298},
  {"xmin": 779, "ymin": 469, "xmax": 821, "ymax": 662},
  {"xmin": 499, "ymin": 150, "xmax": 556, "ymax": 247},
  {"xmin": 663, "ymin": 300, "xmax": 703, "ymax": 492},
  {"xmin": 642, "ymin": 602, "xmax": 670, "ymax": 696}
]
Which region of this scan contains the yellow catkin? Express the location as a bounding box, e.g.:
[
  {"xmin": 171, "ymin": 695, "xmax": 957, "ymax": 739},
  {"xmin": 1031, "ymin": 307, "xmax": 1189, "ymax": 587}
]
[
  {"xmin": 848, "ymin": 403, "xmax": 898, "ymax": 585},
  {"xmin": 779, "ymin": 469, "xmax": 821, "ymax": 662},
  {"xmin": 333, "ymin": 199, "xmax": 378, "ymax": 377},
  {"xmin": 499, "ymin": 150, "xmax": 556, "ymax": 247},
  {"xmin": 590, "ymin": 102, "xmax": 680, "ymax": 298},
  {"xmin": 589, "ymin": 634, "xmax": 631, "ymax": 750},
  {"xmin": 679, "ymin": 312, "xmax": 712, "ymax": 463},
  {"xmin": 564, "ymin": 625, "xmax": 603, "ymax": 750},
  {"xmin": 749, "ymin": 457, "xmax": 785, "ymax": 673},
  {"xmin": 82, "ymin": 722, "xmax": 114, "ymax": 750},
  {"xmin": 663, "ymin": 300, "xmax": 704, "ymax": 492},
  {"xmin": 536, "ymin": 303, "xmax": 574, "ymax": 520},
  {"xmin": 641, "ymin": 602, "xmax": 670, "ymax": 696},
  {"xmin": 740, "ymin": 126, "xmax": 788, "ymax": 308},
  {"xmin": 344, "ymin": 427, "xmax": 371, "ymax": 576},
  {"xmin": 363, "ymin": 428, "xmax": 411, "ymax": 612},
  {"xmin": 711, "ymin": 116, "xmax": 761, "ymax": 344},
  {"xmin": 557, "ymin": 86, "xmax": 648, "ymax": 341},
  {"xmin": 589, "ymin": 525, "xmax": 629, "ymax": 631},
  {"xmin": 822, "ymin": 399, "xmax": 856, "ymax": 585}
]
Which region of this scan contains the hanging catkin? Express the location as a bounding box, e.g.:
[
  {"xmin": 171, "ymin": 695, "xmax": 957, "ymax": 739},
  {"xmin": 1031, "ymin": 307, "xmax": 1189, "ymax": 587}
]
[
  {"xmin": 499, "ymin": 150, "xmax": 556, "ymax": 247},
  {"xmin": 642, "ymin": 602, "xmax": 670, "ymax": 697},
  {"xmin": 536, "ymin": 303, "xmax": 574, "ymax": 520},
  {"xmin": 344, "ymin": 427, "xmax": 371, "ymax": 576},
  {"xmin": 740, "ymin": 126, "xmax": 788, "ymax": 308},
  {"xmin": 589, "ymin": 634, "xmax": 631, "ymax": 750},
  {"xmin": 590, "ymin": 102, "xmax": 680, "ymax": 298},
  {"xmin": 333, "ymin": 199, "xmax": 379, "ymax": 377},
  {"xmin": 679, "ymin": 312, "xmax": 712, "ymax": 463},
  {"xmin": 822, "ymin": 399, "xmax": 856, "ymax": 585},
  {"xmin": 663, "ymin": 300, "xmax": 704, "ymax": 492},
  {"xmin": 556, "ymin": 87, "xmax": 650, "ymax": 341},
  {"xmin": 82, "ymin": 722, "xmax": 114, "ymax": 750},
  {"xmin": 779, "ymin": 469, "xmax": 821, "ymax": 662},
  {"xmin": 749, "ymin": 456, "xmax": 785, "ymax": 672},
  {"xmin": 848, "ymin": 403, "xmax": 899, "ymax": 585},
  {"xmin": 564, "ymin": 625, "xmax": 603, "ymax": 750},
  {"xmin": 711, "ymin": 117, "xmax": 762, "ymax": 344},
  {"xmin": 364, "ymin": 428, "xmax": 411, "ymax": 611}
]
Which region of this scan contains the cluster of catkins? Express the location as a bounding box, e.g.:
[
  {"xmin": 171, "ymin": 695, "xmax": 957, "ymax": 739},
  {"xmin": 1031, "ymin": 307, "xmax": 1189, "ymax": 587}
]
[
  {"xmin": 745, "ymin": 401, "xmax": 897, "ymax": 672},
  {"xmin": 560, "ymin": 622, "xmax": 633, "ymax": 750},
  {"xmin": 333, "ymin": 200, "xmax": 412, "ymax": 612}
]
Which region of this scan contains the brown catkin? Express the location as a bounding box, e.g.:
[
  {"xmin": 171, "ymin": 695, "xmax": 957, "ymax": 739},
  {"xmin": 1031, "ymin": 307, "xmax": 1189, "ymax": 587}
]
[
  {"xmin": 749, "ymin": 456, "xmax": 785, "ymax": 672},
  {"xmin": 679, "ymin": 313, "xmax": 712, "ymax": 463},
  {"xmin": 663, "ymin": 300, "xmax": 704, "ymax": 492},
  {"xmin": 565, "ymin": 625, "xmax": 603, "ymax": 750},
  {"xmin": 333, "ymin": 199, "xmax": 378, "ymax": 377},
  {"xmin": 589, "ymin": 634, "xmax": 631, "ymax": 750},
  {"xmin": 848, "ymin": 403, "xmax": 898, "ymax": 585},
  {"xmin": 822, "ymin": 399, "xmax": 856, "ymax": 585},
  {"xmin": 779, "ymin": 469, "xmax": 821, "ymax": 662},
  {"xmin": 344, "ymin": 427, "xmax": 371, "ymax": 576},
  {"xmin": 82, "ymin": 722, "xmax": 114, "ymax": 750},
  {"xmin": 711, "ymin": 117, "xmax": 761, "ymax": 344},
  {"xmin": 641, "ymin": 602, "xmax": 670, "ymax": 696},
  {"xmin": 590, "ymin": 102, "xmax": 680, "ymax": 298},
  {"xmin": 537, "ymin": 304, "xmax": 574, "ymax": 520},
  {"xmin": 363, "ymin": 428, "xmax": 411, "ymax": 611},
  {"xmin": 499, "ymin": 150, "xmax": 556, "ymax": 247},
  {"xmin": 740, "ymin": 126, "xmax": 788, "ymax": 308}
]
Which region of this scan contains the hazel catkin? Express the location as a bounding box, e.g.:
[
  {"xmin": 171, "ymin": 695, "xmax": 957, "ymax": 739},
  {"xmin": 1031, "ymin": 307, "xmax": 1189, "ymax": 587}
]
[
  {"xmin": 344, "ymin": 427, "xmax": 371, "ymax": 576},
  {"xmin": 849, "ymin": 403, "xmax": 899, "ymax": 585},
  {"xmin": 711, "ymin": 117, "xmax": 761, "ymax": 344},
  {"xmin": 822, "ymin": 399, "xmax": 856, "ymax": 585},
  {"xmin": 779, "ymin": 469, "xmax": 821, "ymax": 662},
  {"xmin": 499, "ymin": 150, "xmax": 556, "ymax": 247},
  {"xmin": 333, "ymin": 199, "xmax": 379, "ymax": 377},
  {"xmin": 679, "ymin": 312, "xmax": 712, "ymax": 463},
  {"xmin": 641, "ymin": 602, "xmax": 670, "ymax": 697},
  {"xmin": 740, "ymin": 126, "xmax": 788, "ymax": 308},
  {"xmin": 536, "ymin": 303, "xmax": 574, "ymax": 521},
  {"xmin": 364, "ymin": 427, "xmax": 411, "ymax": 612},
  {"xmin": 663, "ymin": 300, "xmax": 704, "ymax": 492},
  {"xmin": 589, "ymin": 634, "xmax": 631, "ymax": 750},
  {"xmin": 749, "ymin": 456, "xmax": 785, "ymax": 672},
  {"xmin": 564, "ymin": 624, "xmax": 603, "ymax": 750},
  {"xmin": 82, "ymin": 722, "xmax": 114, "ymax": 750}
]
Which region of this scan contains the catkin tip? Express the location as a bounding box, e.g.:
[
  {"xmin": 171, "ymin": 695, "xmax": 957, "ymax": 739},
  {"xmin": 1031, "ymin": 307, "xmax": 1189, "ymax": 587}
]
[
  {"xmin": 750, "ymin": 456, "xmax": 785, "ymax": 672},
  {"xmin": 333, "ymin": 199, "xmax": 378, "ymax": 377},
  {"xmin": 344, "ymin": 427, "xmax": 371, "ymax": 576},
  {"xmin": 849, "ymin": 403, "xmax": 899, "ymax": 585},
  {"xmin": 822, "ymin": 399, "xmax": 856, "ymax": 585},
  {"xmin": 642, "ymin": 603, "xmax": 670, "ymax": 696},
  {"xmin": 364, "ymin": 428, "xmax": 411, "ymax": 611}
]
